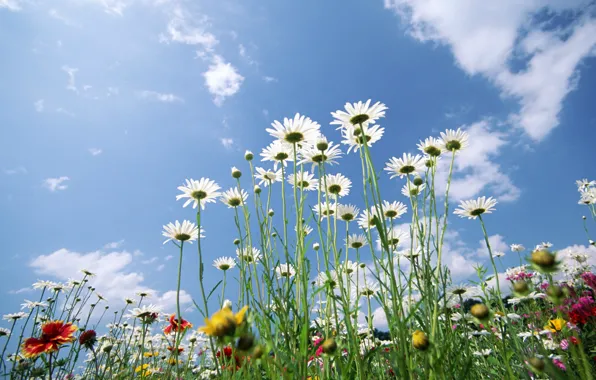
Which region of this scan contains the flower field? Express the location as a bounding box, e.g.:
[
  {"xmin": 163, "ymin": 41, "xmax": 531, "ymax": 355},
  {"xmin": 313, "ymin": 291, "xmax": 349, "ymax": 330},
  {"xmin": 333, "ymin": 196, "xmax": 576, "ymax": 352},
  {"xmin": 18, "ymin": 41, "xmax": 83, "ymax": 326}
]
[{"xmin": 1, "ymin": 101, "xmax": 596, "ymax": 379}]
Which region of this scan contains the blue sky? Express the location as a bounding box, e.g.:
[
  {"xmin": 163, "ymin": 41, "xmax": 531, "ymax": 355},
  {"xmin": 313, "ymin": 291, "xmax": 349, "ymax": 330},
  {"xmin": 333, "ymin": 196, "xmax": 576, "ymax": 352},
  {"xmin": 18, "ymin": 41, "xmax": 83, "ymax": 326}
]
[{"xmin": 1, "ymin": 0, "xmax": 596, "ymax": 326}]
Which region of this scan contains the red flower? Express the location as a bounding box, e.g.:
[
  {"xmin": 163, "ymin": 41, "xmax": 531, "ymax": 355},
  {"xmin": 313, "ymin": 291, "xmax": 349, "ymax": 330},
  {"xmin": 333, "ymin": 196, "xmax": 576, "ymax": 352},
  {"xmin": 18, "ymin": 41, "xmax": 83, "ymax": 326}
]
[
  {"xmin": 78, "ymin": 330, "xmax": 97, "ymax": 349},
  {"xmin": 163, "ymin": 314, "xmax": 192, "ymax": 335},
  {"xmin": 167, "ymin": 346, "xmax": 184, "ymax": 354},
  {"xmin": 570, "ymin": 336, "xmax": 580, "ymax": 345},
  {"xmin": 22, "ymin": 321, "xmax": 77, "ymax": 358},
  {"xmin": 216, "ymin": 346, "xmax": 242, "ymax": 370}
]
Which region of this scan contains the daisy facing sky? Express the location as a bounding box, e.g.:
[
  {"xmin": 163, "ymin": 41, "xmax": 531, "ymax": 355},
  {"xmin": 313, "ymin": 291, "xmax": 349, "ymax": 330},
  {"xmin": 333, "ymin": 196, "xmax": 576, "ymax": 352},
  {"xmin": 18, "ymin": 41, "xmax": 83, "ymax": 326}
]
[{"xmin": 0, "ymin": 0, "xmax": 594, "ymax": 332}]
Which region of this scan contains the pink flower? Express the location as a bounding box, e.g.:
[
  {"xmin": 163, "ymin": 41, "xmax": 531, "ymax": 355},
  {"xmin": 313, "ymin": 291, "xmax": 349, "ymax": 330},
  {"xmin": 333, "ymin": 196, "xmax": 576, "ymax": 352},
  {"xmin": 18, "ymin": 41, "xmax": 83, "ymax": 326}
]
[
  {"xmin": 451, "ymin": 324, "xmax": 458, "ymax": 331},
  {"xmin": 553, "ymin": 358, "xmax": 566, "ymax": 371},
  {"xmin": 560, "ymin": 339, "xmax": 569, "ymax": 350}
]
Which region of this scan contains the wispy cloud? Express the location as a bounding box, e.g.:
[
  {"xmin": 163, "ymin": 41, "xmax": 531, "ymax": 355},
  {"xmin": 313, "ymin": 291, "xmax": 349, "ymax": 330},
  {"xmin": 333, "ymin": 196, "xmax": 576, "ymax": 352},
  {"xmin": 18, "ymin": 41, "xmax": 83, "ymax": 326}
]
[
  {"xmin": 42, "ymin": 176, "xmax": 70, "ymax": 192},
  {"xmin": 220, "ymin": 138, "xmax": 234, "ymax": 149},
  {"xmin": 164, "ymin": 255, "xmax": 174, "ymax": 261},
  {"xmin": 159, "ymin": 6, "xmax": 218, "ymax": 55},
  {"xmin": 61, "ymin": 65, "xmax": 78, "ymax": 93},
  {"xmin": 137, "ymin": 90, "xmax": 183, "ymax": 103},
  {"xmin": 4, "ymin": 166, "xmax": 27, "ymax": 175},
  {"xmin": 263, "ymin": 76, "xmax": 277, "ymax": 83},
  {"xmin": 8, "ymin": 287, "xmax": 32, "ymax": 295},
  {"xmin": 0, "ymin": 0, "xmax": 21, "ymax": 11},
  {"xmin": 56, "ymin": 108, "xmax": 75, "ymax": 117},
  {"xmin": 104, "ymin": 240, "xmax": 124, "ymax": 249},
  {"xmin": 88, "ymin": 148, "xmax": 103, "ymax": 156},
  {"xmin": 203, "ymin": 55, "xmax": 244, "ymax": 106},
  {"xmin": 34, "ymin": 99, "xmax": 44, "ymax": 112},
  {"xmin": 141, "ymin": 257, "xmax": 158, "ymax": 265},
  {"xmin": 49, "ymin": 9, "xmax": 78, "ymax": 26}
]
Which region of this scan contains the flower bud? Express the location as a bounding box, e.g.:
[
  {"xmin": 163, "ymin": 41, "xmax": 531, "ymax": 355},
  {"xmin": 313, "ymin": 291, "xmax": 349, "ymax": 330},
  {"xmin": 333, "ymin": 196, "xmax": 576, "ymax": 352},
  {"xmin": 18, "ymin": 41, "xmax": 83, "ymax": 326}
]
[
  {"xmin": 413, "ymin": 177, "xmax": 424, "ymax": 186},
  {"xmin": 236, "ymin": 335, "xmax": 255, "ymax": 351},
  {"xmin": 512, "ymin": 281, "xmax": 530, "ymax": 297},
  {"xmin": 321, "ymin": 338, "xmax": 337, "ymax": 354},
  {"xmin": 231, "ymin": 167, "xmax": 242, "ymax": 179},
  {"xmin": 268, "ymin": 209, "xmax": 274, "ymax": 217},
  {"xmin": 528, "ymin": 357, "xmax": 545, "ymax": 373},
  {"xmin": 254, "ymin": 185, "xmax": 261, "ymax": 194},
  {"xmin": 530, "ymin": 249, "xmax": 558, "ymax": 272},
  {"xmin": 244, "ymin": 150, "xmax": 253, "ymax": 161},
  {"xmin": 412, "ymin": 330, "xmax": 429, "ymax": 351},
  {"xmin": 233, "ymin": 238, "xmax": 240, "ymax": 246},
  {"xmin": 313, "ymin": 243, "xmax": 320, "ymax": 251},
  {"xmin": 470, "ymin": 304, "xmax": 490, "ymax": 322}
]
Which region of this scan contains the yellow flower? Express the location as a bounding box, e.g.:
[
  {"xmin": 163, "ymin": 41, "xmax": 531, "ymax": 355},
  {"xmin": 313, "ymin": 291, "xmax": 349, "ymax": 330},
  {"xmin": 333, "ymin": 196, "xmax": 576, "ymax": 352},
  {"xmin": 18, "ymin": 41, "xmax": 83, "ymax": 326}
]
[
  {"xmin": 143, "ymin": 351, "xmax": 159, "ymax": 358},
  {"xmin": 134, "ymin": 364, "xmax": 152, "ymax": 376},
  {"xmin": 545, "ymin": 318, "xmax": 565, "ymax": 333},
  {"xmin": 412, "ymin": 330, "xmax": 429, "ymax": 351},
  {"xmin": 168, "ymin": 357, "xmax": 182, "ymax": 366},
  {"xmin": 198, "ymin": 306, "xmax": 248, "ymax": 337}
]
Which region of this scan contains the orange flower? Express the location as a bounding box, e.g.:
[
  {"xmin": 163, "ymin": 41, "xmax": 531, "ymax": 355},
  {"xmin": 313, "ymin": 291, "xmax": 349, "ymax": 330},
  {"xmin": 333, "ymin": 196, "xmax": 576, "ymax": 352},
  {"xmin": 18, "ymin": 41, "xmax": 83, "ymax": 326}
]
[
  {"xmin": 163, "ymin": 314, "xmax": 192, "ymax": 335},
  {"xmin": 22, "ymin": 320, "xmax": 77, "ymax": 358}
]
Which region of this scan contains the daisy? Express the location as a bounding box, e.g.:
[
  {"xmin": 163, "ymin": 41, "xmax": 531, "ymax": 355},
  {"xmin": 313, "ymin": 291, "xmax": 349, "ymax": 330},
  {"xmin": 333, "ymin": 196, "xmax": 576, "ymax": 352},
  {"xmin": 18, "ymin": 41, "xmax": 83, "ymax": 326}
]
[
  {"xmin": 21, "ymin": 300, "xmax": 48, "ymax": 310},
  {"xmin": 453, "ymin": 196, "xmax": 497, "ymax": 219},
  {"xmin": 32, "ymin": 280, "xmax": 54, "ymax": 290},
  {"xmin": 447, "ymin": 283, "xmax": 476, "ymax": 297},
  {"xmin": 231, "ymin": 166, "xmax": 242, "ymax": 179},
  {"xmin": 298, "ymin": 140, "xmax": 342, "ymax": 169},
  {"xmin": 213, "ymin": 257, "xmax": 236, "ymax": 271},
  {"xmin": 287, "ymin": 172, "xmax": 318, "ymax": 191},
  {"xmin": 417, "ymin": 137, "xmax": 443, "ymax": 157},
  {"xmin": 220, "ymin": 188, "xmax": 248, "ymax": 208},
  {"xmin": 136, "ymin": 291, "xmax": 152, "ymax": 298},
  {"xmin": 0, "ymin": 328, "xmax": 10, "ymax": 337},
  {"xmin": 266, "ymin": 113, "xmax": 320, "ymax": 145},
  {"xmin": 346, "ymin": 234, "xmax": 367, "ymax": 249},
  {"xmin": 578, "ymin": 188, "xmax": 596, "ymax": 204},
  {"xmin": 129, "ymin": 304, "xmax": 162, "ymax": 319},
  {"xmin": 315, "ymin": 271, "xmax": 338, "ymax": 289},
  {"xmin": 575, "ymin": 179, "xmax": 595, "ymax": 190},
  {"xmin": 510, "ymin": 244, "xmax": 525, "ymax": 252},
  {"xmin": 254, "ymin": 167, "xmax": 283, "ymax": 186},
  {"xmin": 260, "ymin": 140, "xmax": 294, "ymax": 169},
  {"xmin": 3, "ymin": 312, "xmax": 27, "ymax": 321},
  {"xmin": 274, "ymin": 263, "xmax": 296, "ymax": 279},
  {"xmin": 381, "ymin": 226, "xmax": 409, "ymax": 247},
  {"xmin": 81, "ymin": 269, "xmax": 95, "ymax": 277},
  {"xmin": 297, "ymin": 224, "xmax": 313, "ymax": 236},
  {"xmin": 381, "ymin": 200, "xmax": 407, "ymax": 219},
  {"xmin": 357, "ymin": 207, "xmax": 380, "ymax": 230},
  {"xmin": 473, "ymin": 349, "xmax": 492, "ymax": 357},
  {"xmin": 341, "ymin": 123, "xmax": 385, "ymax": 153},
  {"xmin": 336, "ymin": 204, "xmax": 360, "ymax": 222},
  {"xmin": 244, "ymin": 150, "xmax": 254, "ymax": 161},
  {"xmin": 323, "ymin": 173, "xmax": 352, "ymax": 198},
  {"xmin": 330, "ymin": 99, "xmax": 388, "ymax": 128},
  {"xmin": 440, "ymin": 128, "xmax": 469, "ymax": 152},
  {"xmin": 313, "ymin": 202, "xmax": 336, "ymax": 219},
  {"xmin": 385, "ymin": 153, "xmax": 426, "ymax": 179},
  {"xmin": 162, "ymin": 220, "xmax": 202, "ymax": 244},
  {"xmin": 494, "ymin": 251, "xmax": 505, "ymax": 258},
  {"xmin": 536, "ymin": 242, "xmax": 553, "ymax": 249},
  {"xmin": 357, "ymin": 282, "xmax": 379, "ymax": 297},
  {"xmin": 401, "ymin": 183, "xmax": 426, "ymax": 198},
  {"xmin": 339, "ymin": 260, "xmax": 359, "ymax": 275},
  {"xmin": 176, "ymin": 178, "xmax": 221, "ymax": 210},
  {"xmin": 236, "ymin": 247, "xmax": 262, "ymax": 263}
]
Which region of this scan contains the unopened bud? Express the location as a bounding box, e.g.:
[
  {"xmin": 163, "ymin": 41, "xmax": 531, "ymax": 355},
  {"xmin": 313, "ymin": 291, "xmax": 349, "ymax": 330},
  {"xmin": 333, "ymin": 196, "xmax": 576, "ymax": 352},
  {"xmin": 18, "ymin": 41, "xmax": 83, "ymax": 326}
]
[
  {"xmin": 231, "ymin": 167, "xmax": 242, "ymax": 179},
  {"xmin": 244, "ymin": 150, "xmax": 253, "ymax": 161}
]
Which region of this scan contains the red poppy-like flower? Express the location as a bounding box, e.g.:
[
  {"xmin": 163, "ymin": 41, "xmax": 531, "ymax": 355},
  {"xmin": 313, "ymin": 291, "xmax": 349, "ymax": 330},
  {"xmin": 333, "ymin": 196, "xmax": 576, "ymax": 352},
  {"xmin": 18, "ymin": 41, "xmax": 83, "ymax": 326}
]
[
  {"xmin": 216, "ymin": 346, "xmax": 242, "ymax": 370},
  {"xmin": 22, "ymin": 321, "xmax": 77, "ymax": 358},
  {"xmin": 167, "ymin": 346, "xmax": 184, "ymax": 354},
  {"xmin": 78, "ymin": 330, "xmax": 97, "ymax": 349},
  {"xmin": 163, "ymin": 314, "xmax": 192, "ymax": 335}
]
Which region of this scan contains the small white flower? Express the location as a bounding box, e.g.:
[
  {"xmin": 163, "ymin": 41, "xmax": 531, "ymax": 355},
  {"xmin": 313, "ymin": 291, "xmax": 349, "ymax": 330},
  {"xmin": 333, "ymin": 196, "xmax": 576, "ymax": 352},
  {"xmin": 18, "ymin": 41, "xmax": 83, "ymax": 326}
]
[
  {"xmin": 381, "ymin": 200, "xmax": 407, "ymax": 219},
  {"xmin": 384, "ymin": 153, "xmax": 426, "ymax": 178},
  {"xmin": 494, "ymin": 251, "xmax": 505, "ymax": 258},
  {"xmin": 3, "ymin": 312, "xmax": 27, "ymax": 321},
  {"xmin": 510, "ymin": 244, "xmax": 525, "ymax": 252},
  {"xmin": 236, "ymin": 247, "xmax": 262, "ymax": 263},
  {"xmin": 32, "ymin": 280, "xmax": 54, "ymax": 290},
  {"xmin": 336, "ymin": 204, "xmax": 360, "ymax": 222},
  {"xmin": 313, "ymin": 202, "xmax": 336, "ymax": 219},
  {"xmin": 254, "ymin": 167, "xmax": 283, "ymax": 186},
  {"xmin": 340, "ymin": 123, "xmax": 385, "ymax": 153},
  {"xmin": 440, "ymin": 128, "xmax": 469, "ymax": 152},
  {"xmin": 129, "ymin": 304, "xmax": 161, "ymax": 319},
  {"xmin": 0, "ymin": 327, "xmax": 11, "ymax": 336},
  {"xmin": 401, "ymin": 183, "xmax": 426, "ymax": 198},
  {"xmin": 287, "ymin": 172, "xmax": 318, "ymax": 191},
  {"xmin": 357, "ymin": 207, "xmax": 380, "ymax": 229},
  {"xmin": 20, "ymin": 300, "xmax": 48, "ymax": 310},
  {"xmin": 220, "ymin": 188, "xmax": 248, "ymax": 208},
  {"xmin": 162, "ymin": 220, "xmax": 202, "ymax": 244},
  {"xmin": 274, "ymin": 263, "xmax": 296, "ymax": 279},
  {"xmin": 346, "ymin": 234, "xmax": 367, "ymax": 249},
  {"xmin": 330, "ymin": 99, "xmax": 387, "ymax": 128},
  {"xmin": 417, "ymin": 137, "xmax": 444, "ymax": 157},
  {"xmin": 213, "ymin": 257, "xmax": 236, "ymax": 271},
  {"xmin": 473, "ymin": 349, "xmax": 492, "ymax": 357},
  {"xmin": 266, "ymin": 113, "xmax": 321, "ymax": 145},
  {"xmin": 176, "ymin": 178, "xmax": 221, "ymax": 210},
  {"xmin": 298, "ymin": 140, "xmax": 342, "ymax": 169},
  {"xmin": 260, "ymin": 140, "xmax": 294, "ymax": 169},
  {"xmin": 453, "ymin": 196, "xmax": 497, "ymax": 219},
  {"xmin": 323, "ymin": 173, "xmax": 351, "ymax": 198}
]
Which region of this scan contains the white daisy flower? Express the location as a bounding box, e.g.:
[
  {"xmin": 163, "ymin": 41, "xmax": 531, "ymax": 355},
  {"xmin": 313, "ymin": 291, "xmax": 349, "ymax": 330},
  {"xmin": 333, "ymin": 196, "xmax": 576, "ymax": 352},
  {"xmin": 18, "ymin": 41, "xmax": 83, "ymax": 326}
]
[
  {"xmin": 254, "ymin": 167, "xmax": 283, "ymax": 186},
  {"xmin": 330, "ymin": 99, "xmax": 388, "ymax": 128},
  {"xmin": 274, "ymin": 263, "xmax": 296, "ymax": 279},
  {"xmin": 260, "ymin": 140, "xmax": 294, "ymax": 169},
  {"xmin": 244, "ymin": 150, "xmax": 254, "ymax": 161},
  {"xmin": 315, "ymin": 271, "xmax": 338, "ymax": 289},
  {"xmin": 576, "ymin": 179, "xmax": 596, "ymax": 191},
  {"xmin": 440, "ymin": 128, "xmax": 469, "ymax": 152},
  {"xmin": 340, "ymin": 123, "xmax": 385, "ymax": 153},
  {"xmin": 136, "ymin": 291, "xmax": 152, "ymax": 298},
  {"xmin": 266, "ymin": 113, "xmax": 320, "ymax": 145},
  {"xmin": 220, "ymin": 188, "xmax": 248, "ymax": 208},
  {"xmin": 380, "ymin": 226, "xmax": 409, "ymax": 248},
  {"xmin": 336, "ymin": 204, "xmax": 360, "ymax": 222},
  {"xmin": 346, "ymin": 234, "xmax": 367, "ymax": 249},
  {"xmin": 162, "ymin": 220, "xmax": 202, "ymax": 244},
  {"xmin": 0, "ymin": 327, "xmax": 11, "ymax": 337},
  {"xmin": 298, "ymin": 139, "xmax": 342, "ymax": 170},
  {"xmin": 81, "ymin": 269, "xmax": 96, "ymax": 277},
  {"xmin": 20, "ymin": 300, "xmax": 48, "ymax": 310},
  {"xmin": 338, "ymin": 260, "xmax": 359, "ymax": 275},
  {"xmin": 494, "ymin": 251, "xmax": 505, "ymax": 258},
  {"xmin": 213, "ymin": 257, "xmax": 236, "ymax": 271},
  {"xmin": 287, "ymin": 172, "xmax": 318, "ymax": 191},
  {"xmin": 231, "ymin": 166, "xmax": 242, "ymax": 179},
  {"xmin": 236, "ymin": 247, "xmax": 262, "ymax": 263},
  {"xmin": 385, "ymin": 153, "xmax": 426, "ymax": 179},
  {"xmin": 357, "ymin": 207, "xmax": 381, "ymax": 230},
  {"xmin": 578, "ymin": 188, "xmax": 596, "ymax": 204},
  {"xmin": 473, "ymin": 349, "xmax": 492, "ymax": 357},
  {"xmin": 313, "ymin": 202, "xmax": 336, "ymax": 219},
  {"xmin": 510, "ymin": 244, "xmax": 525, "ymax": 252},
  {"xmin": 32, "ymin": 280, "xmax": 54, "ymax": 290},
  {"xmin": 129, "ymin": 304, "xmax": 161, "ymax": 319},
  {"xmin": 3, "ymin": 312, "xmax": 27, "ymax": 321},
  {"xmin": 356, "ymin": 281, "xmax": 379, "ymax": 297},
  {"xmin": 401, "ymin": 183, "xmax": 426, "ymax": 198},
  {"xmin": 381, "ymin": 200, "xmax": 407, "ymax": 219},
  {"xmin": 417, "ymin": 137, "xmax": 443, "ymax": 157},
  {"xmin": 447, "ymin": 283, "xmax": 478, "ymax": 298},
  {"xmin": 453, "ymin": 196, "xmax": 498, "ymax": 219},
  {"xmin": 323, "ymin": 173, "xmax": 352, "ymax": 198},
  {"xmin": 176, "ymin": 178, "xmax": 221, "ymax": 210}
]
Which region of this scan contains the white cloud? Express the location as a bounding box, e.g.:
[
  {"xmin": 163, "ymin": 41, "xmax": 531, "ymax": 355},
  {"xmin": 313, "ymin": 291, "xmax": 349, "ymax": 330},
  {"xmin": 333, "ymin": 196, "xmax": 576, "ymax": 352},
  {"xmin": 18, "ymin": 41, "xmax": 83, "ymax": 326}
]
[
  {"xmin": 159, "ymin": 6, "xmax": 218, "ymax": 54},
  {"xmin": 34, "ymin": 99, "xmax": 44, "ymax": 112},
  {"xmin": 8, "ymin": 287, "xmax": 32, "ymax": 295},
  {"xmin": 220, "ymin": 138, "xmax": 234, "ymax": 149},
  {"xmin": 263, "ymin": 76, "xmax": 277, "ymax": 83},
  {"xmin": 385, "ymin": 1, "xmax": 596, "ymax": 140},
  {"xmin": 435, "ymin": 121, "xmax": 520, "ymax": 202},
  {"xmin": 42, "ymin": 176, "xmax": 70, "ymax": 191},
  {"xmin": 104, "ymin": 240, "xmax": 124, "ymax": 249},
  {"xmin": 89, "ymin": 148, "xmax": 103, "ymax": 156},
  {"xmin": 0, "ymin": 0, "xmax": 20, "ymax": 11},
  {"xmin": 156, "ymin": 264, "xmax": 165, "ymax": 272},
  {"xmin": 61, "ymin": 65, "xmax": 78, "ymax": 93},
  {"xmin": 29, "ymin": 247, "xmax": 192, "ymax": 311},
  {"xmin": 137, "ymin": 90, "xmax": 183, "ymax": 103},
  {"xmin": 142, "ymin": 257, "xmax": 158, "ymax": 265},
  {"xmin": 164, "ymin": 255, "xmax": 174, "ymax": 261},
  {"xmin": 4, "ymin": 166, "xmax": 27, "ymax": 175},
  {"xmin": 203, "ymin": 55, "xmax": 244, "ymax": 106}
]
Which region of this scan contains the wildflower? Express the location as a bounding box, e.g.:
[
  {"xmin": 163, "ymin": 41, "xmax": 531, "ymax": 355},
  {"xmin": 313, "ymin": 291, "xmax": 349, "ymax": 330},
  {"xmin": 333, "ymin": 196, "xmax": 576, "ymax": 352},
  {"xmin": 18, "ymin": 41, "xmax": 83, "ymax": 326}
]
[
  {"xmin": 527, "ymin": 357, "xmax": 545, "ymax": 373},
  {"xmin": 3, "ymin": 312, "xmax": 27, "ymax": 321},
  {"xmin": 470, "ymin": 304, "xmax": 490, "ymax": 323},
  {"xmin": 315, "ymin": 271, "xmax": 338, "ymax": 289},
  {"xmin": 231, "ymin": 166, "xmax": 242, "ymax": 179},
  {"xmin": 381, "ymin": 200, "xmax": 407, "ymax": 219},
  {"xmin": 440, "ymin": 128, "xmax": 469, "ymax": 152},
  {"xmin": 330, "ymin": 99, "xmax": 387, "ymax": 128},
  {"xmin": 32, "ymin": 280, "xmax": 54, "ymax": 289},
  {"xmin": 323, "ymin": 173, "xmax": 352, "ymax": 198},
  {"xmin": 236, "ymin": 247, "xmax": 262, "ymax": 263},
  {"xmin": 512, "ymin": 281, "xmax": 531, "ymax": 297},
  {"xmin": 473, "ymin": 349, "xmax": 492, "ymax": 357},
  {"xmin": 494, "ymin": 251, "xmax": 505, "ymax": 258},
  {"xmin": 412, "ymin": 330, "xmax": 429, "ymax": 351},
  {"xmin": 336, "ymin": 204, "xmax": 360, "ymax": 222},
  {"xmin": 244, "ymin": 150, "xmax": 253, "ymax": 161},
  {"xmin": 510, "ymin": 244, "xmax": 525, "ymax": 252},
  {"xmin": 254, "ymin": 167, "xmax": 283, "ymax": 186},
  {"xmin": 261, "ymin": 140, "xmax": 294, "ymax": 169},
  {"xmin": 453, "ymin": 196, "xmax": 497, "ymax": 219},
  {"xmin": 321, "ymin": 338, "xmax": 337, "ymax": 354},
  {"xmin": 274, "ymin": 263, "xmax": 296, "ymax": 279},
  {"xmin": 313, "ymin": 202, "xmax": 336, "ymax": 219},
  {"xmin": 385, "ymin": 153, "xmax": 426, "ymax": 178},
  {"xmin": 22, "ymin": 320, "xmax": 77, "ymax": 358},
  {"xmin": 298, "ymin": 141, "xmax": 342, "ymax": 169},
  {"xmin": 552, "ymin": 358, "xmax": 566, "ymax": 371},
  {"xmin": 545, "ymin": 318, "xmax": 565, "ymax": 333},
  {"xmin": 340, "ymin": 123, "xmax": 385, "ymax": 153},
  {"xmin": 560, "ymin": 339, "xmax": 569, "ymax": 350},
  {"xmin": 78, "ymin": 330, "xmax": 97, "ymax": 349},
  {"xmin": 568, "ymin": 296, "xmax": 596, "ymax": 325},
  {"xmin": 530, "ymin": 249, "xmax": 559, "ymax": 273},
  {"xmin": 199, "ymin": 305, "xmax": 248, "ymax": 338},
  {"xmin": 313, "ymin": 242, "xmax": 320, "ymax": 250},
  {"xmin": 236, "ymin": 335, "xmax": 255, "ymax": 351},
  {"xmin": 164, "ymin": 314, "xmax": 193, "ymax": 335},
  {"xmin": 135, "ymin": 364, "xmax": 152, "ymax": 377},
  {"xmin": 266, "ymin": 113, "xmax": 320, "ymax": 144},
  {"xmin": 136, "ymin": 291, "xmax": 152, "ymax": 298},
  {"xmin": 144, "ymin": 351, "xmax": 159, "ymax": 357},
  {"xmin": 176, "ymin": 178, "xmax": 221, "ymax": 210},
  {"xmin": 162, "ymin": 220, "xmax": 202, "ymax": 244},
  {"xmin": 357, "ymin": 282, "xmax": 379, "ymax": 298},
  {"xmin": 213, "ymin": 257, "xmax": 236, "ymax": 271},
  {"xmin": 357, "ymin": 207, "xmax": 380, "ymax": 230},
  {"xmin": 346, "ymin": 234, "xmax": 367, "ymax": 249},
  {"xmin": 220, "ymin": 188, "xmax": 248, "ymax": 208},
  {"xmin": 417, "ymin": 137, "xmax": 443, "ymax": 157},
  {"xmin": 0, "ymin": 328, "xmax": 10, "ymax": 337},
  {"xmin": 287, "ymin": 172, "xmax": 318, "ymax": 191},
  {"xmin": 401, "ymin": 183, "xmax": 426, "ymax": 198},
  {"xmin": 129, "ymin": 304, "xmax": 161, "ymax": 320},
  {"xmin": 20, "ymin": 300, "xmax": 48, "ymax": 310}
]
